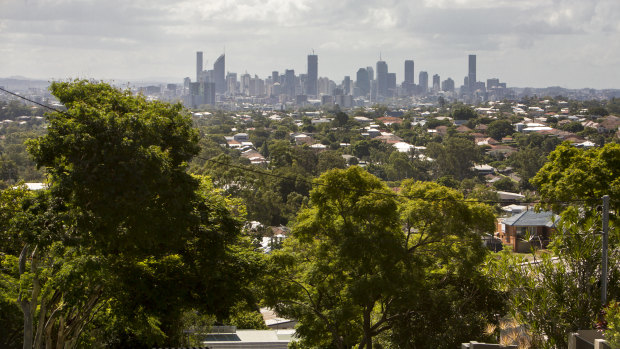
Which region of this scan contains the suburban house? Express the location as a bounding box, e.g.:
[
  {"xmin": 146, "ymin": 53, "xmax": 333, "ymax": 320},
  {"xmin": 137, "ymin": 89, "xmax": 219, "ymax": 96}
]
[{"xmin": 497, "ymin": 210, "xmax": 557, "ymax": 252}]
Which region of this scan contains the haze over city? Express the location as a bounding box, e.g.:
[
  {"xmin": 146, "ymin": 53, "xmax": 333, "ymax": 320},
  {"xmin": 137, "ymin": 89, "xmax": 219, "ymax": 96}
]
[{"xmin": 1, "ymin": 0, "xmax": 620, "ymax": 89}]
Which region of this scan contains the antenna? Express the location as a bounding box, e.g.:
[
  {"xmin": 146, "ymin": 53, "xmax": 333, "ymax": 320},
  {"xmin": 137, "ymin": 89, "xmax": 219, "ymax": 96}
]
[
  {"xmin": 380, "ymin": 52, "xmax": 382, "ymax": 60},
  {"xmin": 312, "ymin": 48, "xmax": 315, "ymax": 55}
]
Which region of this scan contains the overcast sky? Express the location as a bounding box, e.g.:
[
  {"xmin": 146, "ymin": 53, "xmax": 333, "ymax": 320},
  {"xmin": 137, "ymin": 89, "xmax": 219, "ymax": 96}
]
[{"xmin": 1, "ymin": 0, "xmax": 619, "ymax": 89}]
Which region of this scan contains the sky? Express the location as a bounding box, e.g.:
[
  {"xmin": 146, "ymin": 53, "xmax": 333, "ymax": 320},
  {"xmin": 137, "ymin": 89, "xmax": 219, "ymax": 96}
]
[{"xmin": 1, "ymin": 0, "xmax": 619, "ymax": 89}]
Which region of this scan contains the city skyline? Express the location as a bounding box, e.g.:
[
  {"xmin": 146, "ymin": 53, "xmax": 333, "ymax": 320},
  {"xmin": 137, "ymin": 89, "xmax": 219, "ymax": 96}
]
[{"xmin": 1, "ymin": 0, "xmax": 619, "ymax": 89}]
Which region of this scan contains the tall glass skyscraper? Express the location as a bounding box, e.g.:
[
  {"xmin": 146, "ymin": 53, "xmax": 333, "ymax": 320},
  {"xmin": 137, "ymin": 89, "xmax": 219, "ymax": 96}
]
[
  {"xmin": 468, "ymin": 54, "xmax": 476, "ymax": 92},
  {"xmin": 306, "ymin": 54, "xmax": 318, "ymax": 97}
]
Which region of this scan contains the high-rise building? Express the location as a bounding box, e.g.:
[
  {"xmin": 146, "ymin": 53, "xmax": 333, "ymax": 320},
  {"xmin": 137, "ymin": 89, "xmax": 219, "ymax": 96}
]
[
  {"xmin": 418, "ymin": 71, "xmax": 428, "ymax": 94},
  {"xmin": 432, "ymin": 74, "xmax": 440, "ymax": 92},
  {"xmin": 356, "ymin": 68, "xmax": 370, "ymax": 97},
  {"xmin": 307, "ymin": 54, "xmax": 318, "ymax": 97},
  {"xmin": 468, "ymin": 54, "xmax": 476, "ymax": 92},
  {"xmin": 487, "ymin": 78, "xmax": 500, "ymax": 89},
  {"xmin": 226, "ymin": 72, "xmax": 237, "ymax": 95},
  {"xmin": 387, "ymin": 73, "xmax": 396, "ymax": 96},
  {"xmin": 366, "ymin": 66, "xmax": 374, "ymax": 81},
  {"xmin": 284, "ymin": 69, "xmax": 295, "ymax": 97},
  {"xmin": 343, "ymin": 76, "xmax": 351, "ymax": 95},
  {"xmin": 442, "ymin": 78, "xmax": 455, "ymax": 92},
  {"xmin": 272, "ymin": 71, "xmax": 280, "ymax": 85},
  {"xmin": 213, "ymin": 54, "xmax": 225, "ymax": 94},
  {"xmin": 376, "ymin": 60, "xmax": 388, "ymax": 98},
  {"xmin": 404, "ymin": 60, "xmax": 414, "ymax": 84},
  {"xmin": 196, "ymin": 51, "xmax": 203, "ymax": 82}
]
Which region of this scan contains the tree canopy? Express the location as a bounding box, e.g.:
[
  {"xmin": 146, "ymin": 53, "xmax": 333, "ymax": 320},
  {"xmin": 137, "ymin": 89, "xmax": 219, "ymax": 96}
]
[
  {"xmin": 1, "ymin": 81, "xmax": 260, "ymax": 348},
  {"xmin": 262, "ymin": 167, "xmax": 501, "ymax": 349}
]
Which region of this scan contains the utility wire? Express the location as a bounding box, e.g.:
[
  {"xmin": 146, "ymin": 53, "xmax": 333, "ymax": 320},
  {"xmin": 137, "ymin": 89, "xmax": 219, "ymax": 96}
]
[
  {"xmin": 0, "ymin": 86, "xmax": 68, "ymax": 116},
  {"xmin": 197, "ymin": 155, "xmax": 597, "ymax": 205},
  {"xmin": 0, "ymin": 86, "xmax": 603, "ymax": 206}
]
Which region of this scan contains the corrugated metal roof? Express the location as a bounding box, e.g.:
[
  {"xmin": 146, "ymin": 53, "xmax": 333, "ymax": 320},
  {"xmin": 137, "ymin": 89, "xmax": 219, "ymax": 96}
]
[{"xmin": 503, "ymin": 210, "xmax": 556, "ymax": 227}]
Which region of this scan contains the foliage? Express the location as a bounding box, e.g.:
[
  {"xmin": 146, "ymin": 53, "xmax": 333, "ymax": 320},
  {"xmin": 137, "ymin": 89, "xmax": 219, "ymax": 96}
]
[
  {"xmin": 426, "ymin": 136, "xmax": 481, "ymax": 180},
  {"xmin": 262, "ymin": 167, "xmax": 500, "ymax": 349},
  {"xmin": 488, "ymin": 207, "xmax": 619, "ymax": 348},
  {"xmin": 1, "ymin": 81, "xmax": 260, "ymax": 348},
  {"xmin": 605, "ymin": 301, "xmax": 620, "ymax": 348},
  {"xmin": 486, "ymin": 119, "xmax": 514, "ymax": 141},
  {"xmin": 531, "ymin": 142, "xmax": 620, "ymax": 212},
  {"xmin": 451, "ymin": 105, "xmax": 478, "ymax": 120}
]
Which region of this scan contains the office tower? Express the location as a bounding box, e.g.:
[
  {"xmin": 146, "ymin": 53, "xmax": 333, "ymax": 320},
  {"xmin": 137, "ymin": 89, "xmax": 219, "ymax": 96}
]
[
  {"xmin": 226, "ymin": 72, "xmax": 237, "ymax": 95},
  {"xmin": 404, "ymin": 60, "xmax": 414, "ymax": 84},
  {"xmin": 272, "ymin": 71, "xmax": 280, "ymax": 85},
  {"xmin": 442, "ymin": 78, "xmax": 455, "ymax": 92},
  {"xmin": 376, "ymin": 60, "xmax": 388, "ymax": 98},
  {"xmin": 196, "ymin": 51, "xmax": 203, "ymax": 82},
  {"xmin": 432, "ymin": 74, "xmax": 440, "ymax": 92},
  {"xmin": 343, "ymin": 76, "xmax": 351, "ymax": 95},
  {"xmin": 356, "ymin": 68, "xmax": 370, "ymax": 97},
  {"xmin": 468, "ymin": 54, "xmax": 476, "ymax": 92},
  {"xmin": 213, "ymin": 54, "xmax": 225, "ymax": 94},
  {"xmin": 241, "ymin": 73, "xmax": 251, "ymax": 96},
  {"xmin": 366, "ymin": 66, "xmax": 374, "ymax": 81},
  {"xmin": 387, "ymin": 73, "xmax": 396, "ymax": 96},
  {"xmin": 418, "ymin": 71, "xmax": 428, "ymax": 94},
  {"xmin": 307, "ymin": 54, "xmax": 318, "ymax": 97},
  {"xmin": 284, "ymin": 69, "xmax": 295, "ymax": 97},
  {"xmin": 487, "ymin": 78, "xmax": 500, "ymax": 89}
]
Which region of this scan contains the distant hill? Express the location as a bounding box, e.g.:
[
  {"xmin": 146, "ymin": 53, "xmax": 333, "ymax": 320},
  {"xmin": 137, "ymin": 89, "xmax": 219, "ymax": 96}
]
[{"xmin": 0, "ymin": 77, "xmax": 51, "ymax": 92}]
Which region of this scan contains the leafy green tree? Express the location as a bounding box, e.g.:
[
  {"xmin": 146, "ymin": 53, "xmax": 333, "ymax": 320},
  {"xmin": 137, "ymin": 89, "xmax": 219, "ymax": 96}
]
[
  {"xmin": 558, "ymin": 121, "xmax": 584, "ymax": 133},
  {"xmin": 2, "ymin": 81, "xmax": 258, "ymax": 348},
  {"xmin": 317, "ymin": 150, "xmax": 346, "ymax": 174},
  {"xmin": 451, "ymin": 105, "xmax": 478, "ymax": 120},
  {"xmin": 488, "ymin": 207, "xmax": 619, "ymax": 348},
  {"xmin": 262, "ymin": 167, "xmax": 499, "ymax": 349},
  {"xmin": 492, "ymin": 177, "xmax": 518, "ymax": 192},
  {"xmin": 588, "ymin": 106, "xmax": 609, "ymax": 116},
  {"xmin": 426, "ymin": 136, "xmax": 480, "ymax": 180},
  {"xmin": 531, "ymin": 142, "xmax": 620, "ymax": 212},
  {"xmin": 333, "ymin": 111, "xmax": 349, "ymax": 127},
  {"xmin": 486, "ymin": 119, "xmax": 514, "ymax": 140}
]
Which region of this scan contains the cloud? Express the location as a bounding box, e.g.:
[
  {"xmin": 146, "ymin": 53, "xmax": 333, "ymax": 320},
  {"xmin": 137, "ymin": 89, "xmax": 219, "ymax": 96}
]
[{"xmin": 0, "ymin": 0, "xmax": 618, "ymax": 87}]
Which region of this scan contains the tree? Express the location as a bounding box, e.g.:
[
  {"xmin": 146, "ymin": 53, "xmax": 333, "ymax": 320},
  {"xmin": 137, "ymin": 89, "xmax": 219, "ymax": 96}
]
[
  {"xmin": 488, "ymin": 207, "xmax": 619, "ymax": 348},
  {"xmin": 486, "ymin": 119, "xmax": 514, "ymax": 141},
  {"xmin": 262, "ymin": 167, "xmax": 500, "ymax": 349},
  {"xmin": 3, "ymin": 81, "xmax": 257, "ymax": 348},
  {"xmin": 451, "ymin": 105, "xmax": 478, "ymax": 120},
  {"xmin": 426, "ymin": 136, "xmax": 481, "ymax": 180},
  {"xmin": 531, "ymin": 142, "xmax": 620, "ymax": 212}
]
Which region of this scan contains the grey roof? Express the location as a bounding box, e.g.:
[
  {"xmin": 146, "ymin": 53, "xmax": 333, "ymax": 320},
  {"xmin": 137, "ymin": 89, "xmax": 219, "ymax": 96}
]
[{"xmin": 503, "ymin": 210, "xmax": 556, "ymax": 228}]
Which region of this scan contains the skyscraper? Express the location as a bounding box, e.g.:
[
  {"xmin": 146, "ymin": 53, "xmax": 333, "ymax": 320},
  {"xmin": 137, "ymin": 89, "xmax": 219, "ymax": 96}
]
[
  {"xmin": 387, "ymin": 73, "xmax": 396, "ymax": 97},
  {"xmin": 468, "ymin": 54, "xmax": 476, "ymax": 92},
  {"xmin": 196, "ymin": 51, "xmax": 203, "ymax": 82},
  {"xmin": 343, "ymin": 76, "xmax": 351, "ymax": 95},
  {"xmin": 432, "ymin": 74, "xmax": 440, "ymax": 92},
  {"xmin": 213, "ymin": 54, "xmax": 225, "ymax": 94},
  {"xmin": 307, "ymin": 54, "xmax": 318, "ymax": 97},
  {"xmin": 376, "ymin": 60, "xmax": 388, "ymax": 98},
  {"xmin": 442, "ymin": 78, "xmax": 455, "ymax": 92},
  {"xmin": 404, "ymin": 60, "xmax": 414, "ymax": 85},
  {"xmin": 418, "ymin": 71, "xmax": 428, "ymax": 94},
  {"xmin": 366, "ymin": 66, "xmax": 374, "ymax": 81},
  {"xmin": 356, "ymin": 68, "xmax": 370, "ymax": 97},
  {"xmin": 284, "ymin": 69, "xmax": 295, "ymax": 97}
]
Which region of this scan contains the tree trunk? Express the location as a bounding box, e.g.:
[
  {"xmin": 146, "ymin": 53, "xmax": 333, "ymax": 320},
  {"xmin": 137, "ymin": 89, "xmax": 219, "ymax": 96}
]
[
  {"xmin": 362, "ymin": 305, "xmax": 372, "ymax": 349},
  {"xmin": 18, "ymin": 245, "xmax": 33, "ymax": 349}
]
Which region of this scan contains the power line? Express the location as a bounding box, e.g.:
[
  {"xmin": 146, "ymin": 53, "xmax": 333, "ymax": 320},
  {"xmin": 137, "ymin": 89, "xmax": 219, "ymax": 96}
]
[
  {"xmin": 0, "ymin": 86, "xmax": 68, "ymax": 116},
  {"xmin": 0, "ymin": 86, "xmax": 602, "ymax": 206},
  {"xmin": 197, "ymin": 155, "xmax": 596, "ymax": 205}
]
